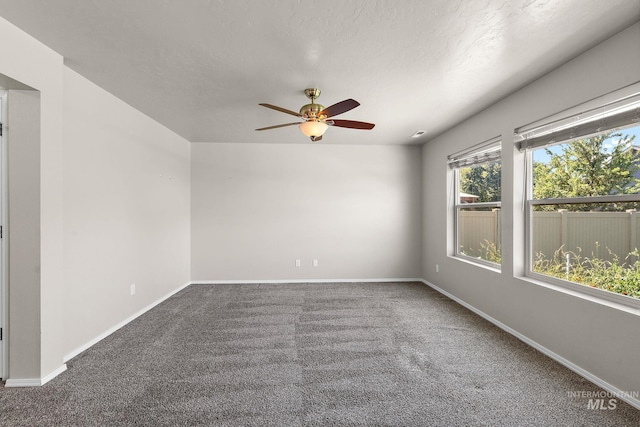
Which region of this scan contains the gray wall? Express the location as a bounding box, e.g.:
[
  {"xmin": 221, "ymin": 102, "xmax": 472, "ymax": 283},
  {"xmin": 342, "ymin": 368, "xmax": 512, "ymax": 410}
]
[
  {"xmin": 191, "ymin": 143, "xmax": 422, "ymax": 281},
  {"xmin": 422, "ymin": 22, "xmax": 640, "ymax": 395},
  {"xmin": 7, "ymin": 90, "xmax": 41, "ymax": 379}
]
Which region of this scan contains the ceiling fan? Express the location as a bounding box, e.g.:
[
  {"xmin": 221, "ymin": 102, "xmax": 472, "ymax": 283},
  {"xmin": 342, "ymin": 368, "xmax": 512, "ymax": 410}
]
[{"xmin": 256, "ymin": 88, "xmax": 375, "ymax": 142}]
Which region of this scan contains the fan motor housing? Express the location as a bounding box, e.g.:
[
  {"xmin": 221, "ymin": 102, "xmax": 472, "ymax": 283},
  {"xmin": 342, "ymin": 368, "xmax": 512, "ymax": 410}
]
[{"xmin": 300, "ymin": 103, "xmax": 326, "ymax": 119}]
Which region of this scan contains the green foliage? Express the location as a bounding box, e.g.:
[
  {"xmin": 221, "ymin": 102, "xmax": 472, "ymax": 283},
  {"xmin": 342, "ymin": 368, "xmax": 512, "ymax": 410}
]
[
  {"xmin": 459, "ymin": 161, "xmax": 501, "ymax": 202},
  {"xmin": 462, "ymin": 239, "xmax": 640, "ymax": 299},
  {"xmin": 533, "ymin": 132, "xmax": 640, "ymax": 204},
  {"xmin": 532, "ymin": 245, "xmax": 640, "ymax": 299},
  {"xmin": 460, "ymin": 132, "xmax": 639, "ymax": 206},
  {"xmin": 460, "ymin": 239, "xmax": 501, "ymax": 264}
]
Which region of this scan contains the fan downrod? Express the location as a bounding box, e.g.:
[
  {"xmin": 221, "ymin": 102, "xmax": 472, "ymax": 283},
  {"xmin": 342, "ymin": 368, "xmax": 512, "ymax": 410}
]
[{"xmin": 300, "ymin": 88, "xmax": 325, "ymax": 118}]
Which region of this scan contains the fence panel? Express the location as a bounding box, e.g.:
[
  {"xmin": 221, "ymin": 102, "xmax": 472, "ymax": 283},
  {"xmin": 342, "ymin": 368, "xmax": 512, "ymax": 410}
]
[
  {"xmin": 532, "ymin": 213, "xmax": 563, "ymax": 262},
  {"xmin": 564, "ymin": 212, "xmax": 631, "ymax": 262},
  {"xmin": 458, "ymin": 210, "xmax": 499, "ymax": 258},
  {"xmin": 460, "ymin": 210, "xmax": 640, "ymax": 264}
]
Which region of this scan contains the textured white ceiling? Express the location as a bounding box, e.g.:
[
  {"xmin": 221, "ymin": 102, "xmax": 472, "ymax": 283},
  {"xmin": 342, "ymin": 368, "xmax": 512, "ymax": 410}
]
[{"xmin": 0, "ymin": 0, "xmax": 638, "ymax": 144}]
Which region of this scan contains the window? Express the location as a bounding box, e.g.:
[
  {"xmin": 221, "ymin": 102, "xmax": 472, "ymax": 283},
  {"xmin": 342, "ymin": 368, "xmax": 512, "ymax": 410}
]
[
  {"xmin": 517, "ymin": 92, "xmax": 640, "ymax": 303},
  {"xmin": 449, "ymin": 137, "xmax": 502, "ymax": 268}
]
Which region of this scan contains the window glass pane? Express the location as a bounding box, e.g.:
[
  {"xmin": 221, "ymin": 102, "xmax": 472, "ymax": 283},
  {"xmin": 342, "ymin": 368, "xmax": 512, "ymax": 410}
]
[
  {"xmin": 458, "ymin": 160, "xmax": 501, "ymax": 203},
  {"xmin": 458, "ymin": 206, "xmax": 501, "ymax": 263},
  {"xmin": 532, "ymin": 125, "xmax": 640, "ymax": 199},
  {"xmin": 530, "ymin": 124, "xmax": 640, "ymax": 299}
]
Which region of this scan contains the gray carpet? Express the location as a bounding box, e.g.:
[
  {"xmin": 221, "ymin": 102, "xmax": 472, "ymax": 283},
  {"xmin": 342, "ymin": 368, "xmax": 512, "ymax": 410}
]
[{"xmin": 1, "ymin": 281, "xmax": 638, "ymax": 426}]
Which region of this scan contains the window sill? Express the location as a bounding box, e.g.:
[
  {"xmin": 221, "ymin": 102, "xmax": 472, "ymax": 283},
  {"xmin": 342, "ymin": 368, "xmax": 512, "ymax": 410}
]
[{"xmin": 451, "ymin": 254, "xmax": 501, "ymax": 274}]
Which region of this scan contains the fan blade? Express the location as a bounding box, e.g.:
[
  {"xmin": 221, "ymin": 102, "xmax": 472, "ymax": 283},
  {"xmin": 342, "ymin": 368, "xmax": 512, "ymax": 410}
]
[
  {"xmin": 319, "ymin": 99, "xmax": 360, "ymax": 118},
  {"xmin": 329, "ymin": 119, "xmax": 375, "ymax": 130},
  {"xmin": 259, "ymin": 103, "xmax": 303, "ymax": 117},
  {"xmin": 255, "ymin": 122, "xmax": 301, "ymax": 131}
]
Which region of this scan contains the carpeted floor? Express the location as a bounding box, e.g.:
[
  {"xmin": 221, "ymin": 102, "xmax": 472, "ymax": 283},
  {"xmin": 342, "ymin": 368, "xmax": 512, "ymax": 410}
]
[{"xmin": 1, "ymin": 281, "xmax": 638, "ymax": 426}]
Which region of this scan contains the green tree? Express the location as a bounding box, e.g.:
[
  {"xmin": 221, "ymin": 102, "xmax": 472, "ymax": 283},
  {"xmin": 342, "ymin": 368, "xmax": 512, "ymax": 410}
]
[
  {"xmin": 533, "ymin": 132, "xmax": 640, "ymax": 205},
  {"xmin": 459, "ymin": 160, "xmax": 501, "ymax": 203}
]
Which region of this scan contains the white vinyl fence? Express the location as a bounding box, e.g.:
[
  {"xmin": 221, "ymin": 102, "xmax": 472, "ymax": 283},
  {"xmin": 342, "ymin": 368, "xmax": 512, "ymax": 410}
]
[
  {"xmin": 460, "ymin": 210, "xmax": 640, "ymax": 264},
  {"xmin": 458, "ymin": 209, "xmax": 501, "ymax": 259}
]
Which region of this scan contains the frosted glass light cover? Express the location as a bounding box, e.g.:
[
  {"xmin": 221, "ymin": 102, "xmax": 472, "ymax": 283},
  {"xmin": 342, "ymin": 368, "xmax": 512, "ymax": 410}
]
[{"xmin": 299, "ymin": 121, "xmax": 328, "ymax": 137}]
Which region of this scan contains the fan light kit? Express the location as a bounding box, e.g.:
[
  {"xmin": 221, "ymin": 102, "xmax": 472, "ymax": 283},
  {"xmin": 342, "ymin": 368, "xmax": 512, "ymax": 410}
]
[{"xmin": 256, "ymin": 88, "xmax": 375, "ymax": 142}]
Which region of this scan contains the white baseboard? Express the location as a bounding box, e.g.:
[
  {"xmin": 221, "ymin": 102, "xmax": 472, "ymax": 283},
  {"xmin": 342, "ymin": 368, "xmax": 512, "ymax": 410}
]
[
  {"xmin": 41, "ymin": 364, "xmax": 67, "ymax": 385},
  {"xmin": 5, "ymin": 364, "xmax": 67, "ymax": 387},
  {"xmin": 63, "ymin": 281, "xmax": 191, "ymax": 363},
  {"xmin": 5, "ymin": 378, "xmax": 42, "ymax": 387},
  {"xmin": 419, "ymin": 279, "xmax": 640, "ymax": 411},
  {"xmin": 191, "ymin": 278, "xmax": 423, "ymax": 285}
]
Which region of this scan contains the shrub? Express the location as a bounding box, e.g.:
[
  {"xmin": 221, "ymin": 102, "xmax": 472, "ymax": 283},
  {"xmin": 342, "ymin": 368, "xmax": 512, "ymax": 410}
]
[
  {"xmin": 533, "ymin": 245, "xmax": 640, "ymax": 299},
  {"xmin": 461, "ymin": 240, "xmax": 640, "ymax": 299},
  {"xmin": 460, "ymin": 240, "xmax": 501, "ymax": 264}
]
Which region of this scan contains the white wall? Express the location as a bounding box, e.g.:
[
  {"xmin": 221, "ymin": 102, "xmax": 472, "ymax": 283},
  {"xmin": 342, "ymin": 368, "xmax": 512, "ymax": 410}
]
[
  {"xmin": 62, "ymin": 68, "xmax": 191, "ymax": 358},
  {"xmin": 191, "ymin": 143, "xmax": 422, "ymax": 281},
  {"xmin": 423, "ymin": 23, "xmax": 640, "ymax": 397}
]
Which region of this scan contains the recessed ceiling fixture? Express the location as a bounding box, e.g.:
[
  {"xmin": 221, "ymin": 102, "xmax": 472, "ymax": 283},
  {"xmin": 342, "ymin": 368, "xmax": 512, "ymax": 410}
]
[
  {"xmin": 256, "ymin": 88, "xmax": 375, "ymax": 142},
  {"xmin": 411, "ymin": 130, "xmax": 426, "ymax": 138}
]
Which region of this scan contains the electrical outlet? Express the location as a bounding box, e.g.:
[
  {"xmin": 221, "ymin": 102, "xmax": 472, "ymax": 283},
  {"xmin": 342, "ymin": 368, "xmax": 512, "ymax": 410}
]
[
  {"xmin": 295, "ymin": 259, "xmax": 301, "ymax": 267},
  {"xmin": 130, "ymin": 283, "xmax": 136, "ymax": 295}
]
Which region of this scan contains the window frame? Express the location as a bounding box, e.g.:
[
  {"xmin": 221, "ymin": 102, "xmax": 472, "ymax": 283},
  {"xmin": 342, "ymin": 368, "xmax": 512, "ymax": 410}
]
[
  {"xmin": 520, "ymin": 91, "xmax": 640, "ymax": 308},
  {"xmin": 449, "ymin": 137, "xmax": 502, "ymax": 269}
]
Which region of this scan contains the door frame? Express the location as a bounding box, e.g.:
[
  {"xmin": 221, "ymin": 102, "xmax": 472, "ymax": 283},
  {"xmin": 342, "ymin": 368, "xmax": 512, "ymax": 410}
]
[{"xmin": 0, "ymin": 90, "xmax": 8, "ymax": 380}]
